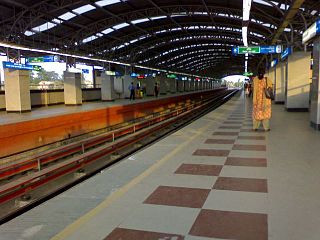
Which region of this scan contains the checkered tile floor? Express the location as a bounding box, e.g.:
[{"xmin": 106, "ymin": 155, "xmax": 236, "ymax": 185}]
[{"xmin": 104, "ymin": 102, "xmax": 269, "ymax": 240}]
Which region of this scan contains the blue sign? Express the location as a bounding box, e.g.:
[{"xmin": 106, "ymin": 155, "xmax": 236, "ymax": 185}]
[
  {"xmin": 281, "ymin": 47, "xmax": 292, "ymax": 60},
  {"xmin": 260, "ymin": 45, "xmax": 282, "ymax": 54},
  {"xmin": 3, "ymin": 61, "xmax": 34, "ymax": 71},
  {"xmin": 26, "ymin": 55, "xmax": 59, "ymax": 63},
  {"xmin": 82, "ymin": 69, "xmax": 89, "ymax": 74},
  {"xmin": 270, "ymin": 59, "xmax": 279, "ymax": 68},
  {"xmin": 232, "ymin": 47, "xmax": 238, "ymax": 56},
  {"xmin": 232, "ymin": 45, "xmax": 282, "ymax": 55},
  {"xmin": 131, "ymin": 72, "xmax": 138, "ymax": 77},
  {"xmin": 302, "ymin": 19, "xmax": 320, "ymax": 44}
]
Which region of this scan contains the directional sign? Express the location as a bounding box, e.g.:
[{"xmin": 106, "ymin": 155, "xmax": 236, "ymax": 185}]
[
  {"xmin": 243, "ymin": 72, "xmax": 253, "ymax": 77},
  {"xmin": 233, "ymin": 45, "xmax": 282, "ymax": 55},
  {"xmin": 3, "ymin": 61, "xmax": 36, "ymax": 71},
  {"xmin": 238, "ymin": 46, "xmax": 260, "ymax": 54},
  {"xmin": 26, "ymin": 55, "xmax": 60, "ymax": 63},
  {"xmin": 281, "ymin": 47, "xmax": 292, "ymax": 60},
  {"xmin": 270, "ymin": 59, "xmax": 279, "ymax": 68},
  {"xmin": 167, "ymin": 74, "xmax": 177, "ymax": 79},
  {"xmin": 302, "ymin": 19, "xmax": 320, "ymax": 44},
  {"xmin": 260, "ymin": 45, "xmax": 282, "ymax": 54}
]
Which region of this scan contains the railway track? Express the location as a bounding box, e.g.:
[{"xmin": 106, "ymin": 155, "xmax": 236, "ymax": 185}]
[{"xmin": 0, "ymin": 89, "xmax": 238, "ymax": 224}]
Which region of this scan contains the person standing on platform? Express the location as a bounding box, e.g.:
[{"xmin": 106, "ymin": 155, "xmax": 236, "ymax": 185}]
[
  {"xmin": 252, "ymin": 70, "xmax": 272, "ymax": 131},
  {"xmin": 154, "ymin": 83, "xmax": 159, "ymax": 97},
  {"xmin": 129, "ymin": 82, "xmax": 135, "ymax": 100}
]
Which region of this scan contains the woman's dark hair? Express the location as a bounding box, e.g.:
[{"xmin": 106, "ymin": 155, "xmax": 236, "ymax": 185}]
[{"xmin": 258, "ymin": 69, "xmax": 265, "ymax": 80}]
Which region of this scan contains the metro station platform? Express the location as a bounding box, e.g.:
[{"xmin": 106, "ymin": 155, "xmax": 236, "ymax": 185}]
[
  {"xmin": 1, "ymin": 93, "xmax": 320, "ymax": 240},
  {"xmin": 0, "ymin": 90, "xmax": 216, "ymax": 159},
  {"xmin": 0, "ymin": 91, "xmax": 192, "ymax": 125}
]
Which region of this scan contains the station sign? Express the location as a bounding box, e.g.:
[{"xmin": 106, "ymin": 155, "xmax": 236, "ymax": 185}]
[
  {"xmin": 270, "ymin": 59, "xmax": 279, "ymax": 68},
  {"xmin": 167, "ymin": 74, "xmax": 177, "ymax": 79},
  {"xmin": 130, "ymin": 72, "xmax": 138, "ymax": 77},
  {"xmin": 26, "ymin": 55, "xmax": 60, "ymax": 63},
  {"xmin": 2, "ymin": 61, "xmax": 42, "ymax": 71},
  {"xmin": 281, "ymin": 47, "xmax": 292, "ymax": 60},
  {"xmin": 232, "ymin": 45, "xmax": 282, "ymax": 55},
  {"xmin": 243, "ymin": 72, "xmax": 253, "ymax": 77},
  {"xmin": 302, "ymin": 19, "xmax": 320, "ymax": 44}
]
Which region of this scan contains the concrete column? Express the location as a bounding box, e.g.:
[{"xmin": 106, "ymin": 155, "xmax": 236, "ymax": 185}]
[
  {"xmin": 310, "ymin": 37, "xmax": 320, "ymax": 129},
  {"xmin": 146, "ymin": 77, "xmax": 155, "ymax": 96},
  {"xmin": 285, "ymin": 51, "xmax": 311, "ymax": 111},
  {"xmin": 101, "ymin": 73, "xmax": 115, "ymax": 101},
  {"xmin": 195, "ymin": 81, "xmax": 199, "ymax": 91},
  {"xmin": 186, "ymin": 81, "xmax": 190, "ymax": 91},
  {"xmin": 169, "ymin": 79, "xmax": 177, "ymax": 93},
  {"xmin": 177, "ymin": 81, "xmax": 184, "ymax": 92},
  {"xmin": 114, "ymin": 76, "xmax": 124, "ymax": 99},
  {"xmin": 123, "ymin": 75, "xmax": 132, "ymax": 98},
  {"xmin": 159, "ymin": 76, "xmax": 167, "ymax": 95},
  {"xmin": 4, "ymin": 69, "xmax": 31, "ymax": 112},
  {"xmin": 64, "ymin": 71, "xmax": 82, "ymax": 105},
  {"xmin": 274, "ymin": 61, "xmax": 285, "ymax": 103},
  {"xmin": 190, "ymin": 80, "xmax": 195, "ymax": 91},
  {"xmin": 94, "ymin": 70, "xmax": 102, "ymax": 88}
]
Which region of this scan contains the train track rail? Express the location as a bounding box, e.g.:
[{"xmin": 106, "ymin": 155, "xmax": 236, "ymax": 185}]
[{"xmin": 0, "ymin": 89, "xmax": 238, "ymax": 224}]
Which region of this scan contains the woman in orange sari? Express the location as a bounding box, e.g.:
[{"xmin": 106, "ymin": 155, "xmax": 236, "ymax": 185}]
[{"xmin": 252, "ymin": 71, "xmax": 272, "ymax": 131}]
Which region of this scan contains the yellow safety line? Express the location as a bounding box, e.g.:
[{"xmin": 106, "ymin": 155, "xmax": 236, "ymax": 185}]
[{"xmin": 50, "ymin": 121, "xmax": 213, "ymax": 240}]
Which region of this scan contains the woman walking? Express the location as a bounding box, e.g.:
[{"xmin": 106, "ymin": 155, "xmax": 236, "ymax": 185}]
[{"xmin": 252, "ymin": 70, "xmax": 273, "ymax": 131}]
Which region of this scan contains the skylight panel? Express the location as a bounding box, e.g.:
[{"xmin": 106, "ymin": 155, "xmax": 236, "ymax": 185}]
[
  {"xmin": 113, "ymin": 22, "xmax": 129, "ymax": 30},
  {"xmin": 150, "ymin": 16, "xmax": 167, "ymax": 20},
  {"xmin": 52, "ymin": 18, "xmax": 63, "ymax": 24},
  {"xmin": 131, "ymin": 18, "xmax": 150, "ymax": 24},
  {"xmin": 311, "ymin": 10, "xmax": 317, "ymax": 16},
  {"xmin": 253, "ymin": 0, "xmax": 272, "ymax": 7},
  {"xmin": 73, "ymin": 4, "xmax": 96, "ymax": 15},
  {"xmin": 95, "ymin": 0, "xmax": 121, "ymax": 7},
  {"xmin": 59, "ymin": 12, "xmax": 76, "ymax": 21},
  {"xmin": 101, "ymin": 28, "xmax": 114, "ymax": 34},
  {"xmin": 24, "ymin": 31, "xmax": 35, "ymax": 36},
  {"xmin": 82, "ymin": 35, "xmax": 99, "ymax": 43},
  {"xmin": 32, "ymin": 22, "xmax": 57, "ymax": 32}
]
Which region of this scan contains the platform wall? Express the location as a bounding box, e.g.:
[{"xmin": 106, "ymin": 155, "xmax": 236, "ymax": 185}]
[
  {"xmin": 0, "ymin": 89, "xmax": 101, "ymax": 110},
  {"xmin": 0, "ymin": 89, "xmax": 226, "ymax": 158}
]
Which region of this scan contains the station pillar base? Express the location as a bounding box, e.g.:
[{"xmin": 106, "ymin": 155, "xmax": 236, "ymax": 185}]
[
  {"xmin": 64, "ymin": 71, "xmax": 82, "ymax": 106},
  {"xmin": 101, "ymin": 73, "xmax": 115, "ymax": 101},
  {"xmin": 4, "ymin": 69, "xmax": 31, "ymax": 112}
]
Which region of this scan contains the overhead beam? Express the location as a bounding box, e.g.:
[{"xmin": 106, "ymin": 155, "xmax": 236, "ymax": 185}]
[{"xmin": 271, "ymin": 0, "xmax": 306, "ymax": 44}]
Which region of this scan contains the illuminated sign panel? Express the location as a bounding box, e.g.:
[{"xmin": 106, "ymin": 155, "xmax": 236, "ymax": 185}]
[
  {"xmin": 302, "ymin": 20, "xmax": 320, "ymax": 44},
  {"xmin": 26, "ymin": 55, "xmax": 60, "ymax": 63},
  {"xmin": 3, "ymin": 61, "xmax": 41, "ymax": 71},
  {"xmin": 233, "ymin": 45, "xmax": 282, "ymax": 55},
  {"xmin": 281, "ymin": 47, "xmax": 292, "ymax": 60}
]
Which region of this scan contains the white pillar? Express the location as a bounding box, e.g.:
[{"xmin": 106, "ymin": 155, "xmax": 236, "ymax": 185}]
[
  {"xmin": 101, "ymin": 73, "xmax": 115, "ymax": 101},
  {"xmin": 4, "ymin": 69, "xmax": 31, "ymax": 112},
  {"xmin": 285, "ymin": 51, "xmax": 311, "ymax": 111},
  {"xmin": 170, "ymin": 79, "xmax": 177, "ymax": 93},
  {"xmin": 177, "ymin": 81, "xmax": 184, "ymax": 92},
  {"xmin": 123, "ymin": 75, "xmax": 132, "ymax": 98},
  {"xmin": 146, "ymin": 77, "xmax": 155, "ymax": 96},
  {"xmin": 114, "ymin": 76, "xmax": 124, "ymax": 99},
  {"xmin": 274, "ymin": 61, "xmax": 285, "ymax": 103},
  {"xmin": 64, "ymin": 71, "xmax": 82, "ymax": 105},
  {"xmin": 310, "ymin": 37, "xmax": 320, "ymax": 129}
]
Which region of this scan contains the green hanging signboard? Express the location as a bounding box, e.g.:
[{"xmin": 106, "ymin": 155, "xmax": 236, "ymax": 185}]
[{"xmin": 238, "ymin": 47, "xmax": 260, "ymax": 54}]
